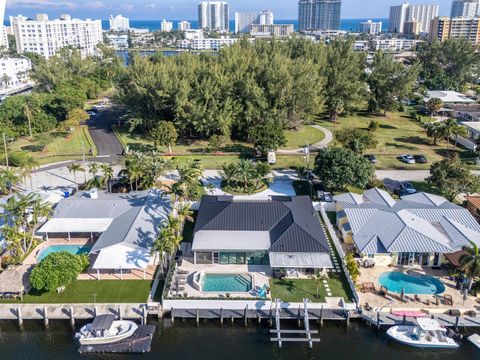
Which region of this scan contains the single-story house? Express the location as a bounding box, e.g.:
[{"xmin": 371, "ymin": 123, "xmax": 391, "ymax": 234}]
[
  {"xmin": 191, "ymin": 195, "xmax": 333, "ymax": 274},
  {"xmin": 334, "ymin": 188, "xmax": 480, "ymax": 267},
  {"xmin": 466, "ymin": 196, "xmax": 480, "ymax": 219},
  {"xmin": 424, "ymin": 90, "xmax": 475, "ymax": 105},
  {"xmin": 38, "ymin": 189, "xmax": 171, "ymax": 278}
]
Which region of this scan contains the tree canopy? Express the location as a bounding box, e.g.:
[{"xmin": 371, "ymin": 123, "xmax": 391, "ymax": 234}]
[
  {"xmin": 29, "ymin": 252, "xmax": 89, "ymax": 291},
  {"xmin": 334, "ymin": 128, "xmax": 378, "ymax": 153},
  {"xmin": 313, "ymin": 148, "xmax": 375, "ymax": 191}
]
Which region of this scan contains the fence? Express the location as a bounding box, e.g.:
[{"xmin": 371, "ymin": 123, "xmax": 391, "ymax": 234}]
[{"xmin": 318, "ymin": 203, "xmax": 360, "ymax": 305}]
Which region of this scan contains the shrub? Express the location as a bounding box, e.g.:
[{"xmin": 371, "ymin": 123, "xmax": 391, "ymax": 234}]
[
  {"xmin": 345, "ymin": 253, "xmax": 360, "ymax": 284},
  {"xmin": 8, "ymin": 151, "xmax": 31, "ymax": 167},
  {"xmin": 29, "ymin": 252, "xmax": 89, "ymax": 291},
  {"xmin": 368, "ymin": 120, "xmax": 378, "ymax": 132}
]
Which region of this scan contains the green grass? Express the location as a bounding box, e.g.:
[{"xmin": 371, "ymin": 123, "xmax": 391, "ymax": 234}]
[
  {"xmin": 9, "ymin": 126, "xmax": 97, "ymax": 165},
  {"xmin": 283, "ymin": 125, "xmax": 325, "ymax": 150},
  {"xmin": 269, "ymin": 273, "xmax": 351, "ymax": 303},
  {"xmin": 0, "ymin": 280, "xmax": 153, "ymax": 304},
  {"xmin": 317, "ymin": 111, "xmax": 477, "ymax": 170}
]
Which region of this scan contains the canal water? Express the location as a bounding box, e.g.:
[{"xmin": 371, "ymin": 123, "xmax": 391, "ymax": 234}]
[{"xmin": 0, "ymin": 319, "xmax": 477, "ymax": 360}]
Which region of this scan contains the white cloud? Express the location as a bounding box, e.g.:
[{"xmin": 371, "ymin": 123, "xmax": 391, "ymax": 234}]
[
  {"xmin": 85, "ymin": 1, "xmax": 106, "ymax": 9},
  {"xmin": 6, "ymin": 0, "xmax": 79, "ymax": 10}
]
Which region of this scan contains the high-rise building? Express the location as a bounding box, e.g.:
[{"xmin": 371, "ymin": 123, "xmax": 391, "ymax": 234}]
[
  {"xmin": 360, "ymin": 20, "xmax": 382, "ymax": 34},
  {"xmin": 451, "ymin": 0, "xmax": 479, "ymax": 18},
  {"xmin": 258, "ymin": 10, "xmax": 274, "ymax": 25},
  {"xmin": 404, "ymin": 20, "xmax": 422, "ymax": 35},
  {"xmin": 198, "ymin": 1, "xmax": 229, "ymax": 32},
  {"xmin": 430, "ymin": 16, "xmax": 480, "ymax": 46},
  {"xmin": 161, "ymin": 19, "xmax": 173, "ymax": 32},
  {"xmin": 10, "ymin": 14, "xmax": 103, "ymax": 59},
  {"xmin": 298, "ymin": 0, "xmax": 342, "ymax": 31},
  {"xmin": 0, "ymin": 56, "xmax": 32, "ymax": 94},
  {"xmin": 178, "ymin": 21, "xmax": 192, "ymax": 31},
  {"xmin": 109, "ymin": 14, "xmax": 130, "ymax": 31},
  {"xmin": 389, "ymin": 2, "xmax": 439, "ymax": 33},
  {"xmin": 0, "ymin": 0, "xmax": 7, "ymax": 48},
  {"xmin": 234, "ymin": 10, "xmax": 275, "ymax": 34},
  {"xmin": 234, "ymin": 12, "xmax": 258, "ymax": 33}
]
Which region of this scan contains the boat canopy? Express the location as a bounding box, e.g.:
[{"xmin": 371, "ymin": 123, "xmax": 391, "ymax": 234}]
[
  {"xmin": 416, "ymin": 318, "xmax": 442, "ymax": 331},
  {"xmin": 90, "ymin": 314, "xmax": 115, "ymax": 331}
]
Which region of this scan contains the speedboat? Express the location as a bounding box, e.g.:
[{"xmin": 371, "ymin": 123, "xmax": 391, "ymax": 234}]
[
  {"xmin": 76, "ymin": 314, "xmax": 138, "ymax": 345},
  {"xmin": 386, "ymin": 318, "xmax": 460, "ymax": 349}
]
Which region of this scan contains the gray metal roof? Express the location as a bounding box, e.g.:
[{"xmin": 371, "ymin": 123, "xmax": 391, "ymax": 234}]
[
  {"xmin": 194, "ymin": 196, "xmax": 330, "ymax": 254},
  {"xmin": 337, "ymin": 188, "xmax": 480, "ymax": 254},
  {"xmin": 269, "ymin": 252, "xmax": 333, "ymax": 268}
]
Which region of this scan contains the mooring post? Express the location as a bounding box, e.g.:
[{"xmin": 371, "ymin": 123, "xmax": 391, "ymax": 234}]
[
  {"xmin": 118, "ymin": 306, "xmax": 122, "ymax": 320},
  {"xmin": 455, "ymin": 315, "xmax": 460, "ymax": 332},
  {"xmin": 268, "ymin": 305, "xmax": 273, "ymax": 327},
  {"xmin": 142, "ymin": 306, "xmax": 147, "ymax": 325},
  {"xmin": 320, "ymin": 305, "xmax": 324, "ymax": 327},
  {"xmin": 171, "ymin": 307, "xmax": 174, "ymax": 324},
  {"xmin": 17, "ymin": 307, "xmax": 23, "ymax": 329},
  {"xmin": 157, "ymin": 305, "xmax": 163, "ymax": 320},
  {"xmin": 244, "ymin": 305, "xmax": 248, "ymax": 327},
  {"xmin": 258, "ymin": 315, "xmax": 261, "ymax": 325},
  {"xmin": 70, "ymin": 306, "xmax": 75, "ymax": 329},
  {"xmin": 346, "ymin": 310, "xmax": 350, "ymax": 328},
  {"xmin": 220, "ymin": 308, "xmax": 223, "ymax": 326},
  {"xmin": 43, "ymin": 306, "xmax": 49, "ymax": 328},
  {"xmin": 94, "ymin": 306, "xmax": 98, "ymax": 318},
  {"xmin": 376, "ymin": 312, "xmax": 381, "ymax": 330},
  {"xmin": 231, "ymin": 315, "xmax": 234, "ymax": 325},
  {"xmin": 403, "ymin": 314, "xmax": 406, "ymax": 325},
  {"xmin": 196, "ymin": 308, "xmax": 199, "ymax": 327},
  {"xmin": 297, "ymin": 305, "xmax": 302, "ymax": 328}
]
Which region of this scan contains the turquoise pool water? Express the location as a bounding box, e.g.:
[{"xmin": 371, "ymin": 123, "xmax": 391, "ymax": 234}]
[
  {"xmin": 202, "ymin": 274, "xmax": 252, "ymax": 293},
  {"xmin": 37, "ymin": 245, "xmax": 92, "ymax": 261},
  {"xmin": 379, "ymin": 271, "xmax": 445, "ymax": 295}
]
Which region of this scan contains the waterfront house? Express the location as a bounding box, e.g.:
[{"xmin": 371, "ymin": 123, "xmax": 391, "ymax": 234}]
[
  {"xmin": 191, "ymin": 195, "xmax": 333, "ymax": 276},
  {"xmin": 334, "ymin": 188, "xmax": 480, "ymax": 267},
  {"xmin": 38, "ymin": 189, "xmax": 171, "ymax": 279}
]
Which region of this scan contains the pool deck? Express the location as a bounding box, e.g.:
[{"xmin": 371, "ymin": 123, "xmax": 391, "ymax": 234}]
[
  {"xmin": 357, "ymin": 265, "xmax": 479, "ymax": 313},
  {"xmin": 167, "ymin": 258, "xmax": 272, "ymax": 299}
]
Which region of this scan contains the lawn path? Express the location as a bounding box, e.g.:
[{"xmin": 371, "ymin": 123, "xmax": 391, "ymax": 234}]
[{"xmin": 277, "ymin": 125, "xmax": 333, "ymax": 154}]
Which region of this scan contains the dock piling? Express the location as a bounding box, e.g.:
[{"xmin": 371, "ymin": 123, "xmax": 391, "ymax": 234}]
[
  {"xmin": 43, "ymin": 307, "xmax": 49, "ymax": 328},
  {"xmin": 320, "ymin": 305, "xmax": 323, "ymax": 327},
  {"xmin": 346, "ymin": 310, "xmax": 350, "ymax": 328},
  {"xmin": 17, "ymin": 307, "xmax": 23, "ymax": 329},
  {"xmin": 244, "ymin": 306, "xmax": 248, "ymax": 327},
  {"xmin": 196, "ymin": 309, "xmax": 199, "ymax": 327},
  {"xmin": 70, "ymin": 306, "xmax": 75, "ymax": 329},
  {"xmin": 171, "ymin": 307, "xmax": 174, "ymax": 324},
  {"xmin": 455, "ymin": 316, "xmax": 460, "ymax": 331},
  {"xmin": 118, "ymin": 306, "xmax": 122, "ymax": 320},
  {"xmin": 142, "ymin": 306, "xmax": 147, "ymax": 325},
  {"xmin": 94, "ymin": 306, "xmax": 98, "ymax": 317},
  {"xmin": 376, "ymin": 312, "xmax": 381, "ymax": 330},
  {"xmin": 220, "ymin": 308, "xmax": 223, "ymax": 326},
  {"xmin": 297, "ymin": 305, "xmax": 301, "ymax": 328}
]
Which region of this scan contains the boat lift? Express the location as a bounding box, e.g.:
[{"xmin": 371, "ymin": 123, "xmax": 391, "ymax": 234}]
[{"xmin": 270, "ymin": 299, "xmax": 320, "ymax": 348}]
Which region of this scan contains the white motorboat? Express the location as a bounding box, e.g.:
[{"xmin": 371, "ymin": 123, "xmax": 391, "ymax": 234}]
[
  {"xmin": 76, "ymin": 314, "xmax": 138, "ymax": 345},
  {"xmin": 386, "ymin": 318, "xmax": 460, "ymax": 349}
]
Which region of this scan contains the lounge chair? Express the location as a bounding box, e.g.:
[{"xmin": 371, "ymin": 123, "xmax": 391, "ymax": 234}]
[
  {"xmin": 379, "ymin": 286, "xmax": 388, "ymax": 296},
  {"xmin": 449, "ymin": 309, "xmax": 461, "ymax": 317},
  {"xmin": 414, "ymin": 294, "xmax": 421, "ymax": 302},
  {"xmin": 362, "ymin": 282, "xmax": 376, "ymax": 293},
  {"xmin": 434, "ymin": 297, "xmax": 439, "ymax": 306},
  {"xmin": 444, "ymin": 294, "xmax": 453, "ymax": 306}
]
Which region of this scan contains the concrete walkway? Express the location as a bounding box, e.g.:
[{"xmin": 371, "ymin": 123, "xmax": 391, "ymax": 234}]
[{"xmin": 277, "ymin": 125, "xmax": 333, "ymax": 154}]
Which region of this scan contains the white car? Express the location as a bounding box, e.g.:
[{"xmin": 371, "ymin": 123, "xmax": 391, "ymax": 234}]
[{"xmin": 400, "ymin": 155, "xmax": 415, "ymax": 164}]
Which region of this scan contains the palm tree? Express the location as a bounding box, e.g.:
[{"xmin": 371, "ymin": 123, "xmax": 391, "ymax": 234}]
[
  {"xmin": 0, "ymin": 168, "xmax": 19, "ymax": 194},
  {"xmin": 88, "ymin": 162, "xmax": 99, "ymax": 181},
  {"xmin": 425, "ymin": 122, "xmax": 445, "ymax": 146},
  {"xmin": 30, "ymin": 195, "xmax": 52, "ymax": 237},
  {"xmin": 67, "ymin": 163, "xmax": 84, "ymax": 190},
  {"xmin": 452, "ymin": 123, "xmax": 468, "ymax": 148},
  {"xmin": 1, "ymin": 73, "xmax": 11, "ymax": 90},
  {"xmin": 100, "ymin": 163, "xmax": 114, "ymax": 193},
  {"xmin": 235, "ymin": 159, "xmax": 256, "ymax": 192},
  {"xmin": 460, "ymin": 241, "xmax": 480, "ymax": 293},
  {"xmin": 22, "ymin": 156, "xmax": 39, "ymax": 190}
]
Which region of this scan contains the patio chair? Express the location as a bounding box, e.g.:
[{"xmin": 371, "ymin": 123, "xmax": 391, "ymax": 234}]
[
  {"xmin": 379, "ymin": 286, "xmax": 388, "ymax": 296},
  {"xmin": 434, "ymin": 297, "xmax": 439, "ymax": 306},
  {"xmin": 443, "ymin": 294, "xmax": 453, "ymax": 306},
  {"xmin": 449, "ymin": 309, "xmax": 461, "ymax": 317},
  {"xmin": 362, "ymin": 282, "xmax": 376, "ymax": 293},
  {"xmin": 414, "ymin": 294, "xmax": 421, "ymax": 302}
]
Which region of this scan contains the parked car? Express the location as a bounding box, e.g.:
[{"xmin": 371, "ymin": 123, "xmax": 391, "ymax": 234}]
[
  {"xmin": 414, "ymin": 154, "xmax": 427, "ymax": 164},
  {"xmin": 318, "ymin": 191, "xmax": 333, "ymax": 202},
  {"xmin": 400, "ymin": 155, "xmax": 415, "ymax": 164},
  {"xmin": 364, "ymin": 154, "xmax": 377, "ymax": 164},
  {"xmin": 394, "ymin": 181, "xmax": 417, "ymax": 196}
]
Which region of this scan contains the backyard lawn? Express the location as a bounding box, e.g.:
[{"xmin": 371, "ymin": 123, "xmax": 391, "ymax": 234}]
[
  {"xmin": 317, "ymin": 112, "xmax": 477, "ymax": 170},
  {"xmin": 8, "ymin": 126, "xmax": 97, "ymax": 165},
  {"xmin": 0, "ymin": 280, "xmax": 152, "ymax": 304},
  {"xmin": 270, "ymin": 273, "xmax": 352, "ymax": 303}
]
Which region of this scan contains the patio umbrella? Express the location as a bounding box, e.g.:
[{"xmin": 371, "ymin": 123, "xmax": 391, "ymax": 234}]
[{"xmin": 401, "ymin": 288, "xmax": 405, "ymax": 303}]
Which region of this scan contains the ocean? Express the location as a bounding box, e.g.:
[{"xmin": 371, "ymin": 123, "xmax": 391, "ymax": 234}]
[{"xmin": 103, "ymin": 18, "xmax": 389, "ymax": 33}]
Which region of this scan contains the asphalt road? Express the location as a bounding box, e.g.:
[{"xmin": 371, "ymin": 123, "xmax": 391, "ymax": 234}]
[{"xmin": 87, "ymin": 107, "xmax": 124, "ymax": 163}]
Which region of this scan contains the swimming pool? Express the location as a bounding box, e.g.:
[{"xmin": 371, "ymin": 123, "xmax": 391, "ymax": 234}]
[
  {"xmin": 202, "ymin": 274, "xmax": 253, "ymax": 293},
  {"xmin": 37, "ymin": 244, "xmax": 92, "ymax": 262},
  {"xmin": 378, "ymin": 271, "xmax": 445, "ymax": 295}
]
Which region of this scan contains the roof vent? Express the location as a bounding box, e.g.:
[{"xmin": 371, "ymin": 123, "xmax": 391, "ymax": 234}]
[{"xmin": 88, "ymin": 188, "xmax": 98, "ymax": 199}]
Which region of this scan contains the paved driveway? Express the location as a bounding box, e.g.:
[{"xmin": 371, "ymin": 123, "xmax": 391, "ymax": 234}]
[{"xmin": 87, "ymin": 108, "xmax": 124, "ymax": 163}]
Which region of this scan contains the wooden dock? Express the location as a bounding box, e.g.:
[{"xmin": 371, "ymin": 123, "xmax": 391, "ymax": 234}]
[{"xmin": 78, "ymin": 325, "xmax": 156, "ymax": 354}]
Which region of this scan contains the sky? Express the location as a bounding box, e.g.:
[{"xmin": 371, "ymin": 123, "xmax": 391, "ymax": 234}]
[{"xmin": 4, "ymin": 0, "xmax": 454, "ymax": 20}]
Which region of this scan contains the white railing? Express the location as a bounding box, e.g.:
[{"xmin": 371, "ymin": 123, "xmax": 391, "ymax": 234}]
[
  {"xmin": 318, "ymin": 203, "xmax": 360, "ymax": 305},
  {"xmin": 162, "ymin": 299, "xmax": 341, "ymax": 310}
]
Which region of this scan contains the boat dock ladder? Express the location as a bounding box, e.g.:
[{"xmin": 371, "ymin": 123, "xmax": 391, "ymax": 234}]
[{"xmin": 270, "ymin": 299, "xmax": 321, "ymax": 348}]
